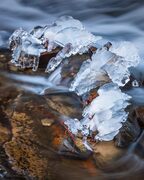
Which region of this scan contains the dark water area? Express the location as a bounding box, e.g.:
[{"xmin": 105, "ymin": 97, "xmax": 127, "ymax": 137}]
[{"xmin": 0, "ymin": 0, "xmax": 144, "ymax": 180}]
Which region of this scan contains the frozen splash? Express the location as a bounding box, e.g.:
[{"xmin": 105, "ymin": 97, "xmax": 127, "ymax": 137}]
[{"xmin": 9, "ymin": 16, "xmax": 101, "ymax": 72}]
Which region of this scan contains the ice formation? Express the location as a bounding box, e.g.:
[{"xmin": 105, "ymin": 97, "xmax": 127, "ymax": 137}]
[
  {"xmin": 9, "ymin": 16, "xmax": 141, "ymax": 149},
  {"xmin": 70, "ymin": 42, "xmax": 140, "ymax": 95},
  {"xmin": 65, "ymin": 83, "xmax": 131, "ymax": 142},
  {"xmin": 9, "ymin": 16, "xmax": 101, "ymax": 72}
]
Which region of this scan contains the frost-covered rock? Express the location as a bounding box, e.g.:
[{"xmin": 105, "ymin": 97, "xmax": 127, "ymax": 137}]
[{"xmin": 70, "ymin": 42, "xmax": 140, "ymax": 95}]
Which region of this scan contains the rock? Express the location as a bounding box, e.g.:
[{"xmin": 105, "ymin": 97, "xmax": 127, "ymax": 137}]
[
  {"xmin": 0, "ymin": 88, "xmax": 57, "ymax": 179},
  {"xmin": 0, "ymin": 79, "xmax": 89, "ymax": 179},
  {"xmin": 0, "ymin": 108, "xmax": 11, "ymax": 145},
  {"xmin": 0, "ymin": 49, "xmax": 11, "ymax": 71},
  {"xmin": 114, "ymin": 108, "xmax": 141, "ymax": 148},
  {"xmin": 135, "ymin": 107, "xmax": 144, "ymax": 127},
  {"xmin": 4, "ymin": 111, "xmax": 49, "ymax": 179}
]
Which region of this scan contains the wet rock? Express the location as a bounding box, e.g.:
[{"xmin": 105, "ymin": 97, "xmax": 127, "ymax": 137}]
[
  {"xmin": 0, "ymin": 89, "xmax": 57, "ymax": 179},
  {"xmin": 0, "ymin": 81, "xmax": 89, "ymax": 179},
  {"xmin": 0, "ymin": 108, "xmax": 11, "ymax": 145},
  {"xmin": 115, "ymin": 108, "xmax": 141, "ymax": 148},
  {"xmin": 0, "ymin": 124, "xmax": 8, "ymax": 146},
  {"xmin": 135, "ymin": 107, "xmax": 144, "ymax": 128},
  {"xmin": 133, "ymin": 131, "xmax": 144, "ymax": 158},
  {"xmin": 0, "ymin": 49, "xmax": 11, "ymax": 71},
  {"xmin": 4, "ymin": 111, "xmax": 49, "ymax": 179}
]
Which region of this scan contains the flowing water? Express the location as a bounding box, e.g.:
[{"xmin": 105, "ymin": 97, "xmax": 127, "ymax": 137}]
[{"xmin": 0, "ymin": 0, "xmax": 144, "ymax": 179}]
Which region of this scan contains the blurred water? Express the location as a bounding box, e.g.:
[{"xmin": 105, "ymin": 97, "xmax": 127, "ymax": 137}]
[
  {"xmin": 0, "ymin": 0, "xmax": 144, "ymax": 52},
  {"xmin": 0, "ymin": 0, "xmax": 144, "ymax": 179}
]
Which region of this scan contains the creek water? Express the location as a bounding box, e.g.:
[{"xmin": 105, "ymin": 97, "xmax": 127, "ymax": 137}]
[{"xmin": 0, "ymin": 0, "xmax": 144, "ymax": 179}]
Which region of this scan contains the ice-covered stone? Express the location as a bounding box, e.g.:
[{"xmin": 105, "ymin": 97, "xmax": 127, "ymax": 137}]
[
  {"xmin": 45, "ymin": 43, "xmax": 73, "ymax": 72},
  {"xmin": 9, "ymin": 17, "xmax": 140, "ymax": 147}
]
